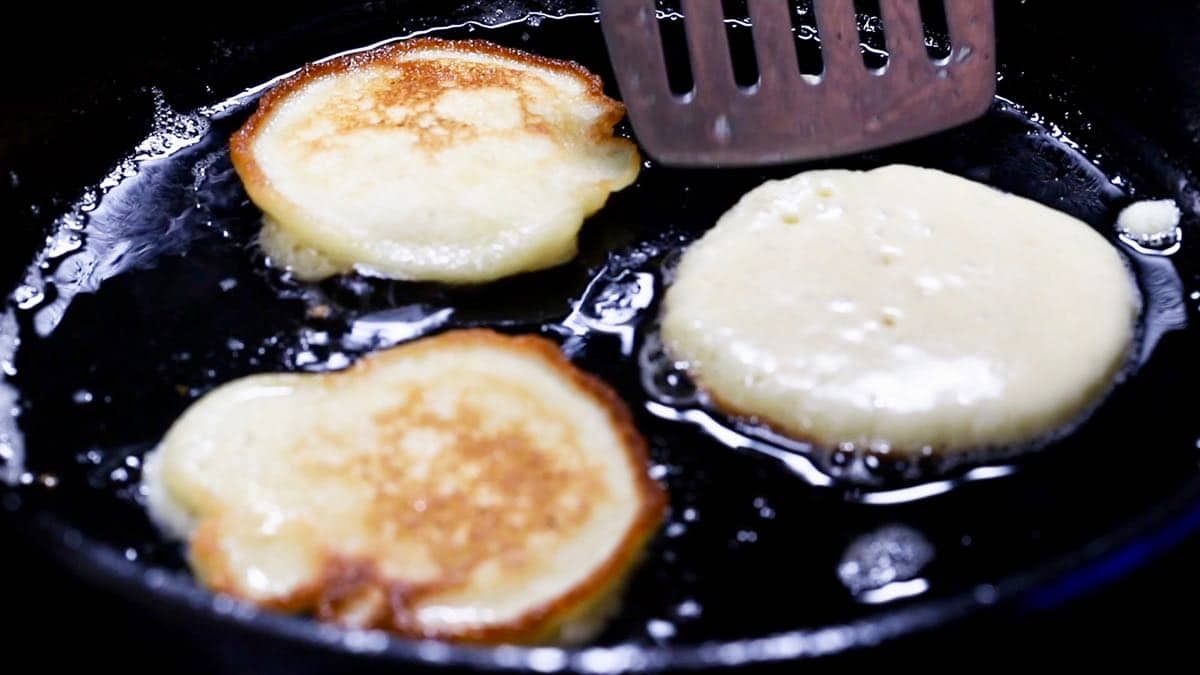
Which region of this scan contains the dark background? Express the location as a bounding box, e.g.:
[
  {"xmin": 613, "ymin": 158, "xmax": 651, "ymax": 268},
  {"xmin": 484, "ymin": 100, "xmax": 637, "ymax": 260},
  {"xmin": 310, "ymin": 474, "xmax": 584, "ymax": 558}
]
[{"xmin": 3, "ymin": 1, "xmax": 1199, "ymax": 670}]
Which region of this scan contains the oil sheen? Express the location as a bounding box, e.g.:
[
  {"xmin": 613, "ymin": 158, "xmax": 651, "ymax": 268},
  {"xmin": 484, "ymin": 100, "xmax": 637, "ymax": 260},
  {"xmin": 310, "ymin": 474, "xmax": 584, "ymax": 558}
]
[{"xmin": 0, "ymin": 7, "xmax": 1194, "ymax": 649}]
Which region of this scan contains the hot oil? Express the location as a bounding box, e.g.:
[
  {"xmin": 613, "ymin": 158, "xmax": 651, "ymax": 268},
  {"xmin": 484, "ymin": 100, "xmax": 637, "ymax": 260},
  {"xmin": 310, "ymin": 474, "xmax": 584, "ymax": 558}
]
[{"xmin": 1, "ymin": 8, "xmax": 1198, "ymax": 648}]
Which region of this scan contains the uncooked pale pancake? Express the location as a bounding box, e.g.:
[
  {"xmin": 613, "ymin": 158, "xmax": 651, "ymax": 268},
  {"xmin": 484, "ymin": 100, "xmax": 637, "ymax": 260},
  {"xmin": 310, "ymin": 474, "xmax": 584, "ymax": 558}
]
[
  {"xmin": 142, "ymin": 330, "xmax": 665, "ymax": 643},
  {"xmin": 231, "ymin": 38, "xmax": 640, "ymax": 283},
  {"xmin": 661, "ymin": 165, "xmax": 1140, "ymax": 456}
]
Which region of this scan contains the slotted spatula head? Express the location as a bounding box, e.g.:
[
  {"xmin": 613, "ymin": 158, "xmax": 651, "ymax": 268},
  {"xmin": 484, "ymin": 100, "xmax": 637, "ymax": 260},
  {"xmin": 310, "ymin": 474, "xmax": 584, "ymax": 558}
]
[{"xmin": 598, "ymin": 0, "xmax": 995, "ymax": 167}]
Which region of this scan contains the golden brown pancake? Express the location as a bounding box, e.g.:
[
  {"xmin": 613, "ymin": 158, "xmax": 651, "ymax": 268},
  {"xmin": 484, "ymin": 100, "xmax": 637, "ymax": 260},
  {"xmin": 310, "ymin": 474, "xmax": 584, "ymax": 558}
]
[
  {"xmin": 231, "ymin": 38, "xmax": 640, "ymax": 283},
  {"xmin": 142, "ymin": 330, "xmax": 665, "ymax": 644}
]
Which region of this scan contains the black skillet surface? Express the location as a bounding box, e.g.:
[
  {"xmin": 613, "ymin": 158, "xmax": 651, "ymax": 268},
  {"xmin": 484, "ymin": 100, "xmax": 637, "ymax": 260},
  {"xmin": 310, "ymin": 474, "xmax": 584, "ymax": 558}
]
[{"xmin": 2, "ymin": 0, "xmax": 1200, "ymax": 671}]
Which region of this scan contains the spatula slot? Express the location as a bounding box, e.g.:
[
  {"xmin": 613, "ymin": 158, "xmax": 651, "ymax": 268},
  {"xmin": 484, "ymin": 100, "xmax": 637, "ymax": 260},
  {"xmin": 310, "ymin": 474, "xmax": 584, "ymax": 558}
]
[
  {"xmin": 919, "ymin": 0, "xmax": 952, "ymax": 60},
  {"xmin": 657, "ymin": 1, "xmax": 695, "ymax": 95},
  {"xmin": 852, "ymin": 0, "xmax": 889, "ymax": 70},
  {"xmin": 791, "ymin": 0, "xmax": 825, "ymax": 78},
  {"xmin": 722, "ymin": 0, "xmax": 760, "ymax": 89}
]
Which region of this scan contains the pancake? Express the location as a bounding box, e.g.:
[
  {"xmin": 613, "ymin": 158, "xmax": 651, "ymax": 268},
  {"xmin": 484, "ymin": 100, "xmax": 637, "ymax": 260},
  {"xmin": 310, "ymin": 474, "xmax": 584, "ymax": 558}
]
[
  {"xmin": 661, "ymin": 165, "xmax": 1140, "ymax": 456},
  {"xmin": 141, "ymin": 330, "xmax": 665, "ymax": 644},
  {"xmin": 230, "ymin": 38, "xmax": 640, "ymax": 283}
]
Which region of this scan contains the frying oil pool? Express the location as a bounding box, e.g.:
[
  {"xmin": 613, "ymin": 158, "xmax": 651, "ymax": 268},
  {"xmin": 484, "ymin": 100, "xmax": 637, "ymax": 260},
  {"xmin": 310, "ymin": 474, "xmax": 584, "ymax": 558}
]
[{"xmin": 0, "ymin": 8, "xmax": 1195, "ymax": 647}]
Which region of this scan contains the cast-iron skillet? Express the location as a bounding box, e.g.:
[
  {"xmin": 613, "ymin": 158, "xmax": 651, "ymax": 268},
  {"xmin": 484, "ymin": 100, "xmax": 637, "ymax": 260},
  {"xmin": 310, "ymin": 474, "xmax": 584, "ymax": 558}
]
[{"xmin": 2, "ymin": 1, "xmax": 1200, "ymax": 672}]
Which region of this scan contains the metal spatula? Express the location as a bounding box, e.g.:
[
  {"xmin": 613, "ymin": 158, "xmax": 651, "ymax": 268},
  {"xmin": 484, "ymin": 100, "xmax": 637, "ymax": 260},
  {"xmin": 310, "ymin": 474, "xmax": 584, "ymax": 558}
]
[{"xmin": 598, "ymin": 0, "xmax": 995, "ymax": 167}]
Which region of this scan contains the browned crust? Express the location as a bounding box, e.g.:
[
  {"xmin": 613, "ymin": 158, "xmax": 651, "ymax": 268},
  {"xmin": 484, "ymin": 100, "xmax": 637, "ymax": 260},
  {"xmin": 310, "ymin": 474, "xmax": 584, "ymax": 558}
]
[
  {"xmin": 677, "ymin": 351, "xmax": 958, "ymax": 456},
  {"xmin": 677, "ymin": 352, "xmax": 1122, "ymax": 459},
  {"xmin": 229, "ymin": 37, "xmax": 633, "ymax": 227},
  {"xmin": 696, "ymin": 376, "xmax": 838, "ymax": 449},
  {"xmin": 190, "ymin": 329, "xmax": 667, "ymax": 645},
  {"xmin": 657, "ymin": 327, "xmax": 836, "ymax": 452}
]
